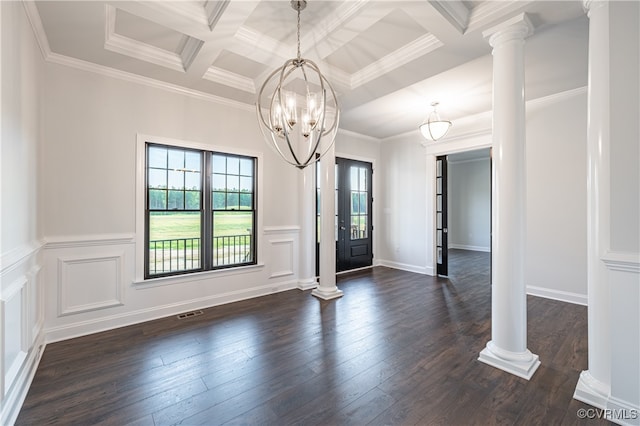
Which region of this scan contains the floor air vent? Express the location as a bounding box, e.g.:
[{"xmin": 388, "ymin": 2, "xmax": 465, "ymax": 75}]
[{"xmin": 177, "ymin": 310, "xmax": 203, "ymax": 320}]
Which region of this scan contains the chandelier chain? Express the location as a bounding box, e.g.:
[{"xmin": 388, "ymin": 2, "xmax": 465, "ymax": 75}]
[{"xmin": 296, "ymin": 5, "xmax": 301, "ymax": 60}]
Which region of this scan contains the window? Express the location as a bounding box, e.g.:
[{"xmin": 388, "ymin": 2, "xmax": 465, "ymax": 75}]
[{"xmin": 145, "ymin": 143, "xmax": 256, "ymax": 278}]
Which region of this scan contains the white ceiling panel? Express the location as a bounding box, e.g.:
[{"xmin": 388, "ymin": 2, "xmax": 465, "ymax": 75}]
[{"xmin": 28, "ymin": 0, "xmax": 588, "ymax": 139}]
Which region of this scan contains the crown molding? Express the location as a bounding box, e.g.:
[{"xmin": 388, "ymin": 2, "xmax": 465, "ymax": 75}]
[
  {"xmin": 181, "ymin": 37, "xmax": 204, "ymax": 71},
  {"xmin": 149, "ymin": 0, "xmax": 209, "ymax": 28},
  {"xmin": 206, "ymin": 0, "xmax": 230, "ymax": 30},
  {"xmin": 22, "ymin": 1, "xmax": 51, "ymax": 59},
  {"xmin": 203, "ymin": 66, "xmax": 256, "ymax": 94},
  {"xmin": 429, "ymin": 0, "xmax": 470, "ymax": 34},
  {"xmin": 46, "ymin": 52, "xmax": 254, "ymax": 112},
  {"xmin": 528, "ymin": 86, "xmax": 587, "ymax": 109},
  {"xmin": 337, "ymin": 127, "xmax": 382, "ymax": 143},
  {"xmin": 351, "ymin": 33, "xmax": 443, "ymax": 89}
]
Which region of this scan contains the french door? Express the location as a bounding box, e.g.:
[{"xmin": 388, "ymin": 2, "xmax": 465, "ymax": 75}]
[
  {"xmin": 316, "ymin": 157, "xmax": 373, "ymax": 274},
  {"xmin": 436, "ymin": 155, "xmax": 448, "ymax": 276}
]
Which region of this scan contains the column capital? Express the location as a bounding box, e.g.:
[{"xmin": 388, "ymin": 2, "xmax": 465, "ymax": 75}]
[
  {"xmin": 583, "ymin": 0, "xmax": 607, "ymax": 18},
  {"xmin": 483, "ymin": 13, "xmax": 534, "ymax": 48}
]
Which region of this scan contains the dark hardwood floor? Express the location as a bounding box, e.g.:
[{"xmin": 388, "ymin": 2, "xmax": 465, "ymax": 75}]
[{"xmin": 17, "ymin": 249, "xmax": 609, "ymax": 425}]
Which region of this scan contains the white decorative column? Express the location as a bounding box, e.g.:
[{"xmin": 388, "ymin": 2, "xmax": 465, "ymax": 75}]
[
  {"xmin": 574, "ymin": 0, "xmax": 612, "ymax": 409},
  {"xmin": 298, "ymin": 164, "xmax": 318, "ymax": 290},
  {"xmin": 478, "ymin": 13, "xmax": 540, "ymax": 380},
  {"xmin": 312, "ymin": 143, "xmax": 343, "ymax": 300}
]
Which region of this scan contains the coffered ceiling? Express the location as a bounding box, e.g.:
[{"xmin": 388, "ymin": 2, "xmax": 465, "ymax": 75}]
[{"xmin": 25, "ymin": 0, "xmax": 588, "ymax": 139}]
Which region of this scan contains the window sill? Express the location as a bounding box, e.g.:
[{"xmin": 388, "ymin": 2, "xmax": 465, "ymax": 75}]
[{"xmin": 133, "ymin": 263, "xmax": 265, "ymax": 290}]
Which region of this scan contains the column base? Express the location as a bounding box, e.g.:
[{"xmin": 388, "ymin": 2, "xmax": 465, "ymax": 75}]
[
  {"xmin": 478, "ymin": 340, "xmax": 540, "ymax": 380},
  {"xmin": 573, "ymin": 370, "xmax": 610, "ymax": 409},
  {"xmin": 297, "ymin": 278, "xmax": 318, "ymax": 291},
  {"xmin": 311, "ymin": 287, "xmax": 343, "ymax": 300}
]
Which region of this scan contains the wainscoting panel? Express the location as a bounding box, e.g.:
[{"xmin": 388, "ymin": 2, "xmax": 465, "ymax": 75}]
[
  {"xmin": 57, "ymin": 253, "xmax": 124, "ymax": 316},
  {"xmin": 2, "ymin": 278, "xmax": 27, "ymax": 395},
  {"xmin": 0, "ymin": 241, "xmax": 44, "ymax": 426},
  {"xmin": 268, "ymin": 238, "xmax": 295, "ymax": 279},
  {"xmin": 604, "ymin": 251, "xmax": 640, "ymax": 422},
  {"xmin": 43, "ymin": 229, "xmax": 301, "ymax": 343}
]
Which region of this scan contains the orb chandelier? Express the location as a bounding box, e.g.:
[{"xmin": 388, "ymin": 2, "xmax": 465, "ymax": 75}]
[
  {"xmin": 419, "ymin": 102, "xmax": 452, "ymax": 141},
  {"xmin": 256, "ymin": 0, "xmax": 340, "ymax": 170}
]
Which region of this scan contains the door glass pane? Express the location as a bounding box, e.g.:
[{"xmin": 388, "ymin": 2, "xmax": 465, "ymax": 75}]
[
  {"xmin": 437, "ymin": 177, "xmax": 442, "ymax": 193},
  {"xmin": 437, "ymin": 247, "xmax": 442, "ymax": 264},
  {"xmin": 436, "ymin": 194, "xmax": 442, "ymax": 211},
  {"xmin": 351, "ymin": 216, "xmax": 358, "ymax": 239},
  {"xmin": 436, "ymin": 159, "xmax": 442, "ymax": 176},
  {"xmin": 359, "ymin": 193, "xmax": 367, "ymax": 214},
  {"xmin": 359, "ymin": 168, "xmax": 367, "ymax": 191},
  {"xmin": 437, "ymin": 229, "xmax": 442, "ymax": 246},
  {"xmin": 351, "ymin": 192, "xmax": 359, "ymax": 215},
  {"xmin": 350, "ymin": 166, "xmax": 358, "ymax": 191},
  {"xmin": 437, "ymin": 212, "xmax": 442, "ymax": 228}
]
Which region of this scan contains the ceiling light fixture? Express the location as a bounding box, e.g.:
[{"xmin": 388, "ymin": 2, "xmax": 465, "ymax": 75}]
[
  {"xmin": 419, "ymin": 102, "xmax": 452, "ymax": 141},
  {"xmin": 256, "ymin": 0, "xmax": 340, "ymax": 170}
]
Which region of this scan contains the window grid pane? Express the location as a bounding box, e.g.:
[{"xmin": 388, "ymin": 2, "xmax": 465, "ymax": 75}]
[
  {"xmin": 146, "ymin": 144, "xmax": 256, "ymax": 278},
  {"xmin": 210, "ymin": 153, "xmax": 256, "ymax": 269}
]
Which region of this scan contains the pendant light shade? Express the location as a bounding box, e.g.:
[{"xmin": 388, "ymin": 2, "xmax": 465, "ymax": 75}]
[
  {"xmin": 419, "ymin": 102, "xmax": 452, "ymax": 141},
  {"xmin": 256, "ymin": 0, "xmax": 340, "ymax": 170}
]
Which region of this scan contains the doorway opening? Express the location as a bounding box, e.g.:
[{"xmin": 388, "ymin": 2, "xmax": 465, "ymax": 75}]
[{"xmin": 439, "ymin": 148, "xmax": 491, "ymax": 280}]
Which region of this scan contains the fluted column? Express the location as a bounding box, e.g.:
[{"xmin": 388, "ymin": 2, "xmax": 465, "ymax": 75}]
[
  {"xmin": 574, "ymin": 0, "xmax": 611, "ymax": 408},
  {"xmin": 478, "ymin": 13, "xmax": 540, "ymax": 380},
  {"xmin": 312, "ymin": 143, "xmax": 343, "ymax": 300},
  {"xmin": 298, "ymin": 164, "xmax": 318, "ymax": 290}
]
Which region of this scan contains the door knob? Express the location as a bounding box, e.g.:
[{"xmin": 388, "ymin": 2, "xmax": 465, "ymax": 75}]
[{"xmin": 340, "ymin": 226, "xmax": 346, "ymax": 230}]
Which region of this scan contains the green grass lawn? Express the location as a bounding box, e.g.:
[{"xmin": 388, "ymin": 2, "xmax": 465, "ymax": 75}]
[{"xmin": 149, "ymin": 211, "xmax": 253, "ymax": 241}]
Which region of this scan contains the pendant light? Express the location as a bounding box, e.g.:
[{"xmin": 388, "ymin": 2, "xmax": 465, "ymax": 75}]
[{"xmin": 256, "ymin": 0, "xmax": 340, "ymax": 169}]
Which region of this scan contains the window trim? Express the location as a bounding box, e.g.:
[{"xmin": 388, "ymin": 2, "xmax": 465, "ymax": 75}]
[{"xmin": 135, "ymin": 134, "xmax": 264, "ymax": 285}]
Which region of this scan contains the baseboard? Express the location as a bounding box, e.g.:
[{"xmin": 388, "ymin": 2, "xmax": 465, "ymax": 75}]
[
  {"xmin": 44, "ymin": 279, "xmax": 299, "ymax": 343},
  {"xmin": 448, "ymin": 244, "xmax": 490, "ymax": 252},
  {"xmin": 526, "ymin": 285, "xmax": 587, "ymax": 306},
  {"xmin": 377, "ymin": 259, "xmax": 433, "ymax": 276},
  {"xmin": 607, "ymin": 397, "xmax": 640, "ymax": 426},
  {"xmin": 1, "ymin": 333, "xmax": 46, "ymax": 426}
]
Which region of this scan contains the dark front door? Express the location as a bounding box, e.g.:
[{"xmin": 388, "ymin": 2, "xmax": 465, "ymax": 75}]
[
  {"xmin": 317, "ymin": 158, "xmax": 373, "ymax": 274},
  {"xmin": 436, "ymin": 155, "xmax": 448, "ymax": 276},
  {"xmin": 335, "ymin": 158, "xmax": 373, "ymax": 272}
]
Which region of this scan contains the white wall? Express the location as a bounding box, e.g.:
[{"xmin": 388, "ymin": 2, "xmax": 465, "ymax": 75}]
[
  {"xmin": 606, "ymin": 1, "xmax": 640, "ymax": 417},
  {"xmin": 379, "ymin": 88, "xmax": 589, "ymax": 304},
  {"xmin": 377, "ymin": 133, "xmax": 432, "ymax": 274},
  {"xmin": 0, "ymin": 3, "xmax": 45, "ymax": 424},
  {"xmin": 40, "ymin": 62, "xmax": 305, "ymax": 342},
  {"xmin": 525, "ymin": 90, "xmax": 588, "ymax": 305},
  {"xmin": 448, "ymin": 158, "xmax": 491, "ymax": 252}
]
